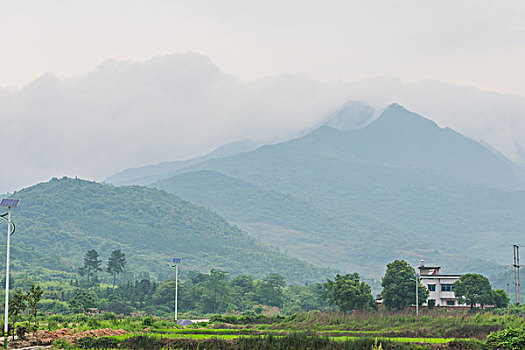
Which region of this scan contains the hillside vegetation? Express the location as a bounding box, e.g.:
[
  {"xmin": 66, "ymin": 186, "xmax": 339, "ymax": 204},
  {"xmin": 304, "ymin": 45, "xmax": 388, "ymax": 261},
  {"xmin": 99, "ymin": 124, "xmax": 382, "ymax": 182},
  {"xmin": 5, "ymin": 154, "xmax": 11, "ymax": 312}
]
[{"xmin": 3, "ymin": 177, "xmax": 331, "ymax": 285}]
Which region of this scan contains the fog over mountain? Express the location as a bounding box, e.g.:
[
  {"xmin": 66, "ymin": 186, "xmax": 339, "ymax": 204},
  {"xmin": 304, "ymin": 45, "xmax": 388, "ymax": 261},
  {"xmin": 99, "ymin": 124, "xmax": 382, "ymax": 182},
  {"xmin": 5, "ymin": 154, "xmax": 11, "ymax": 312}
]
[{"xmin": 1, "ymin": 53, "xmax": 525, "ymax": 193}]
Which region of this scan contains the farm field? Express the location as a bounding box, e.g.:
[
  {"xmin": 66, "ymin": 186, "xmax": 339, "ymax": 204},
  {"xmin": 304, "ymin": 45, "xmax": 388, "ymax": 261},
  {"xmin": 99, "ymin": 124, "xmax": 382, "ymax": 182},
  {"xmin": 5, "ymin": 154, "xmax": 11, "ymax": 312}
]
[{"xmin": 6, "ymin": 310, "xmax": 523, "ymax": 349}]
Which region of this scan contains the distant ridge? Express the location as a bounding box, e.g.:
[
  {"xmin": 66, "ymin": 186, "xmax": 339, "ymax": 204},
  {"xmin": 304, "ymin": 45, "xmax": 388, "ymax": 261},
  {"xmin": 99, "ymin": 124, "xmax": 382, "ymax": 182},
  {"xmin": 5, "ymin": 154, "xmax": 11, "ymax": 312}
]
[{"xmin": 106, "ymin": 140, "xmax": 260, "ymax": 185}]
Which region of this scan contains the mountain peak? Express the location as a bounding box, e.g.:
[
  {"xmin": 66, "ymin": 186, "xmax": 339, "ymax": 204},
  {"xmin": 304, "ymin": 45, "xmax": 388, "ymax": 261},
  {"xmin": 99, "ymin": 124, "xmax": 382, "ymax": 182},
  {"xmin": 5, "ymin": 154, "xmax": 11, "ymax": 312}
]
[
  {"xmin": 386, "ymin": 102, "xmax": 407, "ymax": 110},
  {"xmin": 367, "ymin": 103, "xmax": 440, "ymax": 133}
]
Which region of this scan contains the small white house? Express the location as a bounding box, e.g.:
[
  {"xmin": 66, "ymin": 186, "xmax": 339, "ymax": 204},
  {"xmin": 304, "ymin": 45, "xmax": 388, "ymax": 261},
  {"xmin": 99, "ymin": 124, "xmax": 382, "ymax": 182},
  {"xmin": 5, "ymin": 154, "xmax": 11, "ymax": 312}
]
[{"xmin": 418, "ymin": 260, "xmax": 462, "ymax": 307}]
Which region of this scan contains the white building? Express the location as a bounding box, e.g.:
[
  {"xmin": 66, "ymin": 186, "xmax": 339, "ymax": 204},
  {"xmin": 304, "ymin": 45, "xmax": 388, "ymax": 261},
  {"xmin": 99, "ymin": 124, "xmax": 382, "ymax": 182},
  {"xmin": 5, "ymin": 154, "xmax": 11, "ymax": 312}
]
[{"xmin": 418, "ymin": 260, "xmax": 462, "ymax": 307}]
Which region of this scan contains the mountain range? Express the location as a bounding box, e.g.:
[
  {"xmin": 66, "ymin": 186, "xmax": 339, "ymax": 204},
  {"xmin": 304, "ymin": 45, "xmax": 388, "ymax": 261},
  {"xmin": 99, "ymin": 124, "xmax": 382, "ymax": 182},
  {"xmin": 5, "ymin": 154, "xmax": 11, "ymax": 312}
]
[{"xmin": 105, "ymin": 103, "xmax": 524, "ymax": 284}]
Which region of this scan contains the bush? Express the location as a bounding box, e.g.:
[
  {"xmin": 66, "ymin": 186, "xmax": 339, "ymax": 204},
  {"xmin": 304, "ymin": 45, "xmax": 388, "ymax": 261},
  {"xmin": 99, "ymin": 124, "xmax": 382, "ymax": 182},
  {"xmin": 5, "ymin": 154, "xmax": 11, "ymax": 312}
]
[
  {"xmin": 106, "ymin": 301, "xmax": 133, "ymax": 315},
  {"xmin": 487, "ymin": 325, "xmax": 525, "ymax": 349},
  {"xmin": 123, "ymin": 335, "xmax": 163, "ymax": 349},
  {"xmin": 75, "ymin": 313, "xmax": 89, "ymax": 324},
  {"xmin": 142, "ymin": 316, "xmax": 154, "ymax": 327},
  {"xmin": 51, "ymin": 338, "xmax": 74, "ymax": 350},
  {"xmin": 76, "ymin": 337, "xmax": 119, "ymax": 349},
  {"xmin": 99, "ymin": 312, "xmax": 118, "ymax": 321}
]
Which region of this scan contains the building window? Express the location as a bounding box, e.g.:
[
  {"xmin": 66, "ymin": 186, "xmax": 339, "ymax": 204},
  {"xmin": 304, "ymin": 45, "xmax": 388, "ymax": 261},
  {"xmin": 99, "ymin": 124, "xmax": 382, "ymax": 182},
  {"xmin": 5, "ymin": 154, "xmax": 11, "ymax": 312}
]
[
  {"xmin": 427, "ymin": 284, "xmax": 436, "ymax": 291},
  {"xmin": 441, "ymin": 284, "xmax": 454, "ymax": 292},
  {"xmin": 446, "ymin": 300, "xmax": 455, "ymax": 306}
]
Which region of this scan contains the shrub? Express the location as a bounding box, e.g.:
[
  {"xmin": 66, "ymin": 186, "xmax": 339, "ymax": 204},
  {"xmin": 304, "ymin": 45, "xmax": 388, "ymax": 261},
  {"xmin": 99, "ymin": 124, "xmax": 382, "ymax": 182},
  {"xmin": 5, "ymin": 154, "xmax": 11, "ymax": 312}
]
[
  {"xmin": 76, "ymin": 337, "xmax": 119, "ymax": 349},
  {"xmin": 51, "ymin": 338, "xmax": 74, "ymax": 350},
  {"xmin": 106, "ymin": 301, "xmax": 133, "ymax": 315},
  {"xmin": 487, "ymin": 325, "xmax": 525, "ymax": 349},
  {"xmin": 142, "ymin": 316, "xmax": 154, "ymax": 327},
  {"xmin": 123, "ymin": 335, "xmax": 163, "ymax": 349}
]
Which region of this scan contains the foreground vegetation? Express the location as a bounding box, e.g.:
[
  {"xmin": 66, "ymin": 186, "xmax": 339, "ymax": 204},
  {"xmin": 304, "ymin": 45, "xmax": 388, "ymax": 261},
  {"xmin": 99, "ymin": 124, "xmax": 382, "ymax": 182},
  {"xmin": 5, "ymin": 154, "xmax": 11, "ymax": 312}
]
[{"xmin": 12, "ymin": 310, "xmax": 517, "ymax": 349}]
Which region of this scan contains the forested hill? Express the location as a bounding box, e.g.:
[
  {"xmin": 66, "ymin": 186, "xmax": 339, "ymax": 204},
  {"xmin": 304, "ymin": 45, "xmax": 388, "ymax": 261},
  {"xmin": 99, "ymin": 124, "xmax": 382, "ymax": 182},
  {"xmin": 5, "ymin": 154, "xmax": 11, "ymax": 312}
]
[{"xmin": 3, "ymin": 177, "xmax": 332, "ymax": 284}]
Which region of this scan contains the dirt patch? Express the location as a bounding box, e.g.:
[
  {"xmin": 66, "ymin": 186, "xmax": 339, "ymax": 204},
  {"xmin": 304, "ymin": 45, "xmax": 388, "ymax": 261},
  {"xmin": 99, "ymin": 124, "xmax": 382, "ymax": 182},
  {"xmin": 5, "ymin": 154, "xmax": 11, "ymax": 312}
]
[{"xmin": 2, "ymin": 328, "xmax": 128, "ymax": 348}]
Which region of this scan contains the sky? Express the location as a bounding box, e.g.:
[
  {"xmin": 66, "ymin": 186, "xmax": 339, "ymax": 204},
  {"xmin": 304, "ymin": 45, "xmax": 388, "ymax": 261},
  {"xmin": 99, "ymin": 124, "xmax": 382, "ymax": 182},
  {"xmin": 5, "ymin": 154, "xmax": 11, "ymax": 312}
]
[
  {"xmin": 1, "ymin": 1, "xmax": 525, "ymax": 192},
  {"xmin": 2, "ymin": 1, "xmax": 525, "ymax": 94}
]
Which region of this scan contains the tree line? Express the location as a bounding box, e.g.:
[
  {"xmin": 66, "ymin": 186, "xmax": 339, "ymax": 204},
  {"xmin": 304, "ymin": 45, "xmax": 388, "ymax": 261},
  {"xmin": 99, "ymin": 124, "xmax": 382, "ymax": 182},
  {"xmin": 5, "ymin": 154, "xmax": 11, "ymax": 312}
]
[
  {"xmin": 10, "ymin": 252, "xmax": 510, "ymax": 319},
  {"xmin": 324, "ymin": 260, "xmax": 510, "ymax": 313}
]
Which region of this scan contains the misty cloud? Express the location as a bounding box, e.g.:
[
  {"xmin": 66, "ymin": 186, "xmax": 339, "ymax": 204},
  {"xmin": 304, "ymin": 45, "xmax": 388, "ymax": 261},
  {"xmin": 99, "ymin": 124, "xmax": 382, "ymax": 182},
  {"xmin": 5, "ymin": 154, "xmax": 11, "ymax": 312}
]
[{"xmin": 1, "ymin": 53, "xmax": 525, "ymax": 193}]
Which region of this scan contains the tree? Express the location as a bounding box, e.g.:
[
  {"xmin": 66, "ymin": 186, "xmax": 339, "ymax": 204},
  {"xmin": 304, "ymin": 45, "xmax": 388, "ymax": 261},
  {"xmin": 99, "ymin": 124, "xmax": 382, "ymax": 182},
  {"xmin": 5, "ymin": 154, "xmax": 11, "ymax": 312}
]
[
  {"xmin": 256, "ymin": 273, "xmax": 286, "ymax": 308},
  {"xmin": 200, "ymin": 269, "xmax": 231, "ymax": 313},
  {"xmin": 230, "ymin": 274, "xmax": 256, "ymax": 310},
  {"xmin": 453, "ymin": 273, "xmax": 494, "ymax": 309},
  {"xmin": 381, "ymin": 260, "xmax": 429, "ymax": 310},
  {"xmin": 80, "ymin": 249, "xmax": 102, "ymax": 288},
  {"xmin": 106, "ymin": 300, "xmax": 133, "ymax": 315},
  {"xmin": 9, "ymin": 289, "xmax": 27, "ymax": 340},
  {"xmin": 69, "ymin": 290, "xmax": 97, "ymax": 313},
  {"xmin": 152, "ymin": 280, "xmax": 196, "ymax": 313},
  {"xmin": 324, "ymin": 273, "xmax": 374, "ymax": 312},
  {"xmin": 493, "ymin": 289, "xmax": 510, "ymax": 309},
  {"xmin": 26, "ymin": 284, "xmax": 43, "ymax": 332},
  {"xmin": 107, "ymin": 250, "xmax": 127, "ymax": 288}
]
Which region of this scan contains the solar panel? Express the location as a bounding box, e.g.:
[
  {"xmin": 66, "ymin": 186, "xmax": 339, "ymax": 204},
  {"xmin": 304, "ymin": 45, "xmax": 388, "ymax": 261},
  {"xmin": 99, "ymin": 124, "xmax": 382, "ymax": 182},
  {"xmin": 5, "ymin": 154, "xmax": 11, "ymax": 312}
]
[
  {"xmin": 172, "ymin": 258, "xmax": 182, "ymax": 263},
  {"xmin": 0, "ymin": 199, "xmax": 20, "ymax": 207}
]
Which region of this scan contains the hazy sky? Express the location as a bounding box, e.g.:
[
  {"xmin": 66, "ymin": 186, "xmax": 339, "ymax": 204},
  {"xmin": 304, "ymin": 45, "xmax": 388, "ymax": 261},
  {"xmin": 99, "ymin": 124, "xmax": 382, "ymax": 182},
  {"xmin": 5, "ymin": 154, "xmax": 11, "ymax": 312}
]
[
  {"xmin": 1, "ymin": 1, "xmax": 525, "ymax": 193},
  {"xmin": 2, "ymin": 1, "xmax": 525, "ymax": 95}
]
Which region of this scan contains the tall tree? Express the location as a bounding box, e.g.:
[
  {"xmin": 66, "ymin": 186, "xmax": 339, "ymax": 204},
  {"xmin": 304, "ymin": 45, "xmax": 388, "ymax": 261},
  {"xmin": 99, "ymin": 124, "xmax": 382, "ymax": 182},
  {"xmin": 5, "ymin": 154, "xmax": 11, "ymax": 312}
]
[
  {"xmin": 200, "ymin": 269, "xmax": 230, "ymax": 313},
  {"xmin": 80, "ymin": 249, "xmax": 102, "ymax": 288},
  {"xmin": 493, "ymin": 289, "xmax": 510, "ymax": 309},
  {"xmin": 381, "ymin": 260, "xmax": 429, "ymax": 310},
  {"xmin": 324, "ymin": 273, "xmax": 374, "ymax": 312},
  {"xmin": 26, "ymin": 284, "xmax": 43, "ymax": 333},
  {"xmin": 230, "ymin": 274, "xmax": 256, "ymax": 310},
  {"xmin": 453, "ymin": 273, "xmax": 494, "ymax": 309},
  {"xmin": 257, "ymin": 273, "xmax": 286, "ymax": 308},
  {"xmin": 106, "ymin": 249, "xmax": 127, "ymax": 288},
  {"xmin": 68, "ymin": 290, "xmax": 96, "ymax": 313},
  {"xmin": 8, "ymin": 289, "xmax": 27, "ymax": 340}
]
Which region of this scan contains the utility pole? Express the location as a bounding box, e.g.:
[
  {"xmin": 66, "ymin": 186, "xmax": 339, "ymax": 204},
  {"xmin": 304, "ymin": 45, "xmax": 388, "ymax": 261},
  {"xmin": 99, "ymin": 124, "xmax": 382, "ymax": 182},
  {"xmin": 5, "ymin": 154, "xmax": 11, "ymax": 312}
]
[
  {"xmin": 516, "ymin": 246, "xmax": 521, "ymax": 304},
  {"xmin": 167, "ymin": 258, "xmax": 182, "ymax": 322},
  {"xmin": 175, "ymin": 263, "xmax": 178, "ymax": 321},
  {"xmin": 414, "ymin": 273, "xmax": 419, "ymax": 316},
  {"xmin": 3, "ymin": 207, "xmax": 11, "ymax": 350},
  {"xmin": 513, "ymin": 245, "xmax": 520, "ymax": 304},
  {"xmin": 0, "ymin": 199, "xmax": 20, "ymax": 350}
]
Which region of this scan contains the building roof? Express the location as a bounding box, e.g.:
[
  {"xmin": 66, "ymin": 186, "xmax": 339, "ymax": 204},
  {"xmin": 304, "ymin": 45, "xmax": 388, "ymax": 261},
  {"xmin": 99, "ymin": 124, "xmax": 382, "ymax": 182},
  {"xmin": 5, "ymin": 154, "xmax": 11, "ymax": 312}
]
[
  {"xmin": 420, "ymin": 275, "xmax": 462, "ymax": 278},
  {"xmin": 419, "ymin": 266, "xmax": 441, "ymax": 269}
]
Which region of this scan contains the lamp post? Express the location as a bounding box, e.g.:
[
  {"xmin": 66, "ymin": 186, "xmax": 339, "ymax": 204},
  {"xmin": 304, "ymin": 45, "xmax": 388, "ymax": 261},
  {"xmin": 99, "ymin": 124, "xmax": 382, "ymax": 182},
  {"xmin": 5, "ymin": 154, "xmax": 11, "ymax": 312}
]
[
  {"xmin": 0, "ymin": 199, "xmax": 20, "ymax": 350},
  {"xmin": 414, "ymin": 273, "xmax": 420, "ymax": 316},
  {"xmin": 167, "ymin": 258, "xmax": 182, "ymax": 322}
]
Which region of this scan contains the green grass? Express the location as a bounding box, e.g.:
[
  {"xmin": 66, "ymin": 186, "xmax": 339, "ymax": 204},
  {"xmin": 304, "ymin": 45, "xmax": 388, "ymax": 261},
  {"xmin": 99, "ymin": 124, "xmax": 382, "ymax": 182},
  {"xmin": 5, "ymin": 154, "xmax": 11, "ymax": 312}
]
[
  {"xmin": 333, "ymin": 336, "xmax": 456, "ymax": 344},
  {"xmin": 107, "ymin": 330, "xmax": 464, "ymax": 345}
]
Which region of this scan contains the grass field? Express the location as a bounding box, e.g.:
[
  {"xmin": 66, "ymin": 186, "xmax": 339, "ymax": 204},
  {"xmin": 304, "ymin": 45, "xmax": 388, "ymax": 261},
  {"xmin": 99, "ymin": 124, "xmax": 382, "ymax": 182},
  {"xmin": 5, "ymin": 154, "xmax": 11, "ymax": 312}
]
[{"xmin": 37, "ymin": 310, "xmax": 521, "ymax": 349}]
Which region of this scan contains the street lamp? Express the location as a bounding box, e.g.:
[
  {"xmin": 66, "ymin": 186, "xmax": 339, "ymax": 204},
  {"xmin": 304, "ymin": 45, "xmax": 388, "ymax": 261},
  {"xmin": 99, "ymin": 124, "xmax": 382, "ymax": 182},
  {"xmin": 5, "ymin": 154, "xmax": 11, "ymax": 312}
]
[
  {"xmin": 414, "ymin": 273, "xmax": 420, "ymax": 316},
  {"xmin": 167, "ymin": 258, "xmax": 181, "ymax": 322},
  {"xmin": 0, "ymin": 198, "xmax": 20, "ymax": 350}
]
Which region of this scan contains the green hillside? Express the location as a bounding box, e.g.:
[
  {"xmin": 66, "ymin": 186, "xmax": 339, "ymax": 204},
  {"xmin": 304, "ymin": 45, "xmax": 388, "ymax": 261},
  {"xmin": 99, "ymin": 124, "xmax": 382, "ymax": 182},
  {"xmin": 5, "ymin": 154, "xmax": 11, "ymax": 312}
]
[
  {"xmin": 2, "ymin": 177, "xmax": 332, "ymax": 285},
  {"xmin": 153, "ymin": 170, "xmax": 352, "ymax": 235}
]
